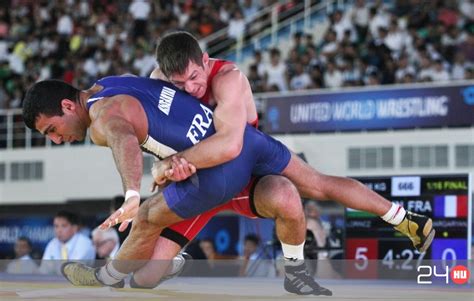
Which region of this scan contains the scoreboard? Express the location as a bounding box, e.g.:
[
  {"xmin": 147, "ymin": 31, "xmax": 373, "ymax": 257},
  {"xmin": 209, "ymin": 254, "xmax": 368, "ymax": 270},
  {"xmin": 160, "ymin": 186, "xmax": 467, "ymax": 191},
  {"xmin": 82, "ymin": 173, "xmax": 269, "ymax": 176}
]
[{"xmin": 345, "ymin": 174, "xmax": 471, "ymax": 279}]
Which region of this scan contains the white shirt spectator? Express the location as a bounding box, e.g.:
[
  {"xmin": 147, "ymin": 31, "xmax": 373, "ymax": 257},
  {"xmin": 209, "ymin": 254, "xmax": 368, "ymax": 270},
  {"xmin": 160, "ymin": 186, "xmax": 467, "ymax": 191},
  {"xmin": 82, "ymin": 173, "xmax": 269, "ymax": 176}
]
[
  {"xmin": 418, "ymin": 67, "xmax": 436, "ymax": 81},
  {"xmin": 8, "ymin": 53, "xmax": 24, "ymax": 75},
  {"xmin": 264, "ymin": 62, "xmax": 288, "ymax": 92},
  {"xmin": 40, "ymin": 36, "xmax": 58, "ymax": 57},
  {"xmin": 369, "ymin": 12, "xmax": 390, "ymax": 39},
  {"xmin": 57, "ymin": 14, "xmax": 74, "ymax": 36},
  {"xmin": 342, "ymin": 66, "xmax": 361, "ymax": 84},
  {"xmin": 228, "ymin": 12, "xmax": 246, "ymax": 39},
  {"xmin": 395, "ymin": 66, "xmax": 416, "ymax": 82},
  {"xmin": 333, "ymin": 15, "xmax": 357, "ymax": 42},
  {"xmin": 460, "ymin": 1, "xmax": 474, "ymax": 21},
  {"xmin": 451, "ymin": 54, "xmax": 467, "ymax": 80},
  {"xmin": 241, "ymin": 0, "xmax": 258, "ymax": 22},
  {"xmin": 324, "ymin": 67, "xmax": 343, "ymax": 88},
  {"xmin": 83, "ymin": 57, "xmax": 99, "ymax": 77},
  {"xmin": 39, "ymin": 232, "xmax": 95, "ymax": 275},
  {"xmin": 0, "ymin": 39, "xmax": 8, "ymax": 62},
  {"xmin": 38, "ymin": 65, "xmax": 52, "ymax": 81},
  {"xmin": 431, "ymin": 71, "xmax": 450, "ymax": 82},
  {"xmin": 6, "ymin": 255, "xmax": 38, "ymax": 274},
  {"xmin": 290, "ymin": 72, "xmax": 312, "ymax": 90},
  {"xmin": 39, "ymin": 5, "xmax": 51, "ymax": 23},
  {"xmin": 128, "ymin": 0, "xmax": 151, "ymax": 20},
  {"xmin": 349, "ymin": 0, "xmax": 369, "ymax": 27},
  {"xmin": 431, "ymin": 63, "xmax": 450, "ymax": 82},
  {"xmin": 133, "ymin": 52, "xmax": 156, "ymax": 77},
  {"xmin": 78, "ymin": 0, "xmax": 90, "ymax": 18},
  {"xmin": 451, "ymin": 64, "xmax": 465, "ymax": 80},
  {"xmin": 384, "ymin": 28, "xmax": 407, "ymax": 54}
]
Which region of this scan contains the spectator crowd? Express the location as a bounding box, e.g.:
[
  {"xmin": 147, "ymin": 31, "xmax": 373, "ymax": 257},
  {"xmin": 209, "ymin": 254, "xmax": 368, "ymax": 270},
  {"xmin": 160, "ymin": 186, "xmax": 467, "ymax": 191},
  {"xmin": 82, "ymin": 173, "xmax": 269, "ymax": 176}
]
[
  {"xmin": 0, "ymin": 0, "xmax": 472, "ymax": 110},
  {"xmin": 248, "ymin": 0, "xmax": 474, "ymax": 93},
  {"xmin": 0, "ymin": 0, "xmax": 271, "ymax": 110}
]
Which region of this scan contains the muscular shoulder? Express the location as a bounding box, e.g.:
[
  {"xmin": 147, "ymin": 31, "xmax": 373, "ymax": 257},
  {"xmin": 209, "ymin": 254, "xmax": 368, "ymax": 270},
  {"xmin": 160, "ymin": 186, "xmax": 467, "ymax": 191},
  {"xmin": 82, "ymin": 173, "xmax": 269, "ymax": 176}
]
[
  {"xmin": 212, "ymin": 64, "xmax": 249, "ymax": 98},
  {"xmin": 89, "ymin": 95, "xmax": 142, "ymax": 120},
  {"xmin": 89, "ymin": 94, "xmax": 147, "ymax": 145}
]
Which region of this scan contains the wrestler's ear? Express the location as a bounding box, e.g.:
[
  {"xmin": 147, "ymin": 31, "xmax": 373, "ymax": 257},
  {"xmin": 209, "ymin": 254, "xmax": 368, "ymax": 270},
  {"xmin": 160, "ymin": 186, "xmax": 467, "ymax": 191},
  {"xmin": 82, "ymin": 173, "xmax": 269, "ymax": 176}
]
[
  {"xmin": 202, "ymin": 52, "xmax": 209, "ymax": 65},
  {"xmin": 61, "ymin": 99, "xmax": 76, "ymax": 114}
]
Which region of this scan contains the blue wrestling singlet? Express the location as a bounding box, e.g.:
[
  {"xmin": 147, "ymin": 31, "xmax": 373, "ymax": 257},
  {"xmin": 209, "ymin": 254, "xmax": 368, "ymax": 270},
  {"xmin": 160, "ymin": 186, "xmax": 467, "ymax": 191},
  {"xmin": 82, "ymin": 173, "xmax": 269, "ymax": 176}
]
[{"xmin": 86, "ymin": 76, "xmax": 291, "ymax": 218}]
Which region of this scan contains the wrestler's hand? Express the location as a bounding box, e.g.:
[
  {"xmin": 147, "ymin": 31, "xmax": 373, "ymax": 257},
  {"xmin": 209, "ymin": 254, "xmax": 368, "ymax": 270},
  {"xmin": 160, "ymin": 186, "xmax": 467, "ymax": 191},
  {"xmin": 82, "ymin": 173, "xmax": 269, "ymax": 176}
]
[
  {"xmin": 99, "ymin": 195, "xmax": 140, "ymax": 232},
  {"xmin": 151, "ymin": 158, "xmax": 171, "ymax": 185},
  {"xmin": 150, "ymin": 157, "xmax": 196, "ymax": 192},
  {"xmin": 167, "ymin": 156, "xmax": 196, "ymax": 181}
]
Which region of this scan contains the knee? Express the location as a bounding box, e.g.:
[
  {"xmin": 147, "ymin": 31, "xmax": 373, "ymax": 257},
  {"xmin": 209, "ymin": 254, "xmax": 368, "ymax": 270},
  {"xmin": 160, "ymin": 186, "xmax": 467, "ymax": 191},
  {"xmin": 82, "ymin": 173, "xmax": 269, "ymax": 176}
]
[
  {"xmin": 254, "ymin": 176, "xmax": 303, "ymax": 219},
  {"xmin": 131, "ymin": 203, "xmax": 155, "ymax": 232}
]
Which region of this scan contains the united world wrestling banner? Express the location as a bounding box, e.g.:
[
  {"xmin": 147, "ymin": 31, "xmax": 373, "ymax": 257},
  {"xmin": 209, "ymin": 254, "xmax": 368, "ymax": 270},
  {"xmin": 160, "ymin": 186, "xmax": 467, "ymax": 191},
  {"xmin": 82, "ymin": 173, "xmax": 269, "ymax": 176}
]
[{"xmin": 264, "ymin": 82, "xmax": 474, "ymax": 133}]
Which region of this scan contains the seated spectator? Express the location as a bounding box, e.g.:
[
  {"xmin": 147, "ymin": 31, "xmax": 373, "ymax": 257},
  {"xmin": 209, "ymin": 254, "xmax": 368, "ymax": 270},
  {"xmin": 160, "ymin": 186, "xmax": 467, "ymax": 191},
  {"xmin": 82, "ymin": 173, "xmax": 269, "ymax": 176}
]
[
  {"xmin": 239, "ymin": 234, "xmax": 276, "ymax": 277},
  {"xmin": 92, "ymin": 227, "xmax": 120, "ymax": 260},
  {"xmin": 395, "ymin": 55, "xmax": 416, "ymax": 83},
  {"xmin": 39, "ymin": 211, "xmax": 95, "ymax": 275},
  {"xmin": 197, "ymin": 238, "xmax": 226, "ymax": 276},
  {"xmin": 320, "ymin": 29, "xmax": 338, "ymax": 59},
  {"xmin": 304, "ymin": 200, "xmax": 328, "ymax": 257},
  {"xmin": 323, "ymin": 61, "xmax": 343, "ymax": 88},
  {"xmin": 228, "ymin": 10, "xmax": 245, "ymax": 40},
  {"xmin": 5, "ymin": 237, "xmax": 38, "ymax": 274},
  {"xmin": 458, "ymin": 31, "xmax": 474, "ymax": 62},
  {"xmin": 247, "ymin": 64, "xmax": 265, "ymax": 93},
  {"xmin": 199, "ymin": 238, "xmax": 218, "ymax": 261},
  {"xmin": 349, "ymin": 0, "xmax": 369, "ymax": 43},
  {"xmin": 263, "ymin": 48, "xmax": 288, "ymax": 92},
  {"xmin": 289, "ymin": 62, "xmax": 313, "ymax": 90},
  {"xmin": 431, "ymin": 59, "xmax": 450, "ymax": 82}
]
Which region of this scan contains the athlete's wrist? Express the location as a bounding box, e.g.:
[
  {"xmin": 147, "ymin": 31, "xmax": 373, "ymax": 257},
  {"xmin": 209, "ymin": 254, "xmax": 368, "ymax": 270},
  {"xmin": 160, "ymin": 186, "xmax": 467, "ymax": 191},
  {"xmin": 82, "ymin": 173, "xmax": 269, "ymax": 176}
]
[{"xmin": 125, "ymin": 189, "xmax": 140, "ymax": 201}]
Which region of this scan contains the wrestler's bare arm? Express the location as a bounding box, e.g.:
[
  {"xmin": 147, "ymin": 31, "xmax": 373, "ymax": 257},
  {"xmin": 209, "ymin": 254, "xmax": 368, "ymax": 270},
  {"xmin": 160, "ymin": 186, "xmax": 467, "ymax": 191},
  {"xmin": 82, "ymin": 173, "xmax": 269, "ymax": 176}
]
[
  {"xmin": 174, "ymin": 69, "xmax": 249, "ymax": 168},
  {"xmin": 89, "ymin": 96, "xmax": 145, "ymax": 193}
]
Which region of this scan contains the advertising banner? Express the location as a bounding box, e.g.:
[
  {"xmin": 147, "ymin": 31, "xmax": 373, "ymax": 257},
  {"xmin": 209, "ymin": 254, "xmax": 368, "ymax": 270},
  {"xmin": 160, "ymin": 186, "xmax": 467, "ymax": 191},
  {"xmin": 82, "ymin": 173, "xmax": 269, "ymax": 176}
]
[{"xmin": 264, "ymin": 82, "xmax": 474, "ymax": 133}]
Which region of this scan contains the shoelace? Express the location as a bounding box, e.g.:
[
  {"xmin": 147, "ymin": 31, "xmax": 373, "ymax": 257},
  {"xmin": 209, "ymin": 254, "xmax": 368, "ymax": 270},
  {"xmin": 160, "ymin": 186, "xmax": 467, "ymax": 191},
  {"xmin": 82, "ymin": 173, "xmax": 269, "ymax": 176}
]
[
  {"xmin": 290, "ymin": 270, "xmax": 321, "ymax": 289},
  {"xmin": 69, "ymin": 265, "xmax": 100, "ymax": 286}
]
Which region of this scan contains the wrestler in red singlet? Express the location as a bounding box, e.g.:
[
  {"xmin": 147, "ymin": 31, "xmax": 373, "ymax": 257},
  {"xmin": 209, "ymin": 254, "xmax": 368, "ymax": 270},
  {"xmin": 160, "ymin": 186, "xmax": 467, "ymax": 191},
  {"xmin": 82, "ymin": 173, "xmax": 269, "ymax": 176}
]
[{"xmin": 160, "ymin": 60, "xmax": 262, "ymax": 247}]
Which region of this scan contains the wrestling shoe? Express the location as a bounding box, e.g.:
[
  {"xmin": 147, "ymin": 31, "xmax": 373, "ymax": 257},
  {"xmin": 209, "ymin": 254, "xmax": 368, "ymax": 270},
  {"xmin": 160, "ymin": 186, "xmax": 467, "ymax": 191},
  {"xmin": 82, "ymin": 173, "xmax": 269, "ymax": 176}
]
[
  {"xmin": 130, "ymin": 252, "xmax": 193, "ymax": 289},
  {"xmin": 159, "ymin": 252, "xmax": 192, "ymax": 283},
  {"xmin": 283, "ymin": 262, "xmax": 332, "ymax": 296},
  {"xmin": 61, "ymin": 262, "xmax": 125, "ymax": 288},
  {"xmin": 394, "ymin": 211, "xmax": 435, "ymax": 253}
]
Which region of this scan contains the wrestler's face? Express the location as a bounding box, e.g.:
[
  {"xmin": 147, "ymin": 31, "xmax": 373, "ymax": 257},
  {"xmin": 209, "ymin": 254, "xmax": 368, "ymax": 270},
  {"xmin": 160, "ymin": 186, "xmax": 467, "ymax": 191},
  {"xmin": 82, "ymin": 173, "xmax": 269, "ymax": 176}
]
[
  {"xmin": 168, "ymin": 52, "xmax": 210, "ymax": 99},
  {"xmin": 35, "ymin": 99, "xmax": 87, "ymax": 144}
]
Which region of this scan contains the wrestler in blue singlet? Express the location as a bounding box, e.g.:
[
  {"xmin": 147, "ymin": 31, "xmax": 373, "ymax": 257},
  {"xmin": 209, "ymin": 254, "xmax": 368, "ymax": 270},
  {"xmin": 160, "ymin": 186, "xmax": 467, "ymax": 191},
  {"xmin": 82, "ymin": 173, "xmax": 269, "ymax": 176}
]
[{"xmin": 86, "ymin": 76, "xmax": 291, "ymax": 218}]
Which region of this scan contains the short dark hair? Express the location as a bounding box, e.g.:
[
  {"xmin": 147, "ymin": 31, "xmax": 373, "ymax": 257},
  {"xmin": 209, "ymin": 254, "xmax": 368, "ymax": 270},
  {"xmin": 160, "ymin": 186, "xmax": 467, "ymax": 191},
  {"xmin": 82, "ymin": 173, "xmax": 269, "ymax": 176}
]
[
  {"xmin": 244, "ymin": 234, "xmax": 260, "ymax": 245},
  {"xmin": 155, "ymin": 31, "xmax": 203, "ymax": 78},
  {"xmin": 55, "ymin": 210, "xmax": 80, "ymax": 226},
  {"xmin": 17, "ymin": 236, "xmax": 33, "ymax": 248},
  {"xmin": 22, "ymin": 80, "xmax": 80, "ymax": 130}
]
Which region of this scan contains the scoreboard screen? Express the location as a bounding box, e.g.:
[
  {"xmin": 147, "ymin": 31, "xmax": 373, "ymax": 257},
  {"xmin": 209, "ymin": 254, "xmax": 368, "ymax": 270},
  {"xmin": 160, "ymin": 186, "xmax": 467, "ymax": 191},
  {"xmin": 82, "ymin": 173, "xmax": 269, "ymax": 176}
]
[{"xmin": 345, "ymin": 174, "xmax": 471, "ymax": 279}]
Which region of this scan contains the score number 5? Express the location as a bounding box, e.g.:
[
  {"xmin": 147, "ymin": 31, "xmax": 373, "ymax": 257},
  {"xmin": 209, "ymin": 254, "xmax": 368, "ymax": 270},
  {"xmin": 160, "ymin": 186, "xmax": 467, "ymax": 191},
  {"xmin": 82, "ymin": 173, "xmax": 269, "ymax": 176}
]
[{"xmin": 355, "ymin": 247, "xmax": 369, "ymax": 270}]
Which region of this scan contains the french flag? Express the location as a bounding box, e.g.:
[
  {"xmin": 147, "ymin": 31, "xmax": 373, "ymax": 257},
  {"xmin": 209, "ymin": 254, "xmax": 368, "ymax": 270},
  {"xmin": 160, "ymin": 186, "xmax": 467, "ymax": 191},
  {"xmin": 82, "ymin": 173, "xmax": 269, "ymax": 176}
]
[{"xmin": 434, "ymin": 195, "xmax": 468, "ymax": 218}]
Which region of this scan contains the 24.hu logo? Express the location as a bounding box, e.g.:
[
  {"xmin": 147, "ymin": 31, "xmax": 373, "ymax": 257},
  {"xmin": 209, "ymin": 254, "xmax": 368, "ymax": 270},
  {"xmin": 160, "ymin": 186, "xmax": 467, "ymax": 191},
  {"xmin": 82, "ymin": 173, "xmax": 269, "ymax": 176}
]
[{"xmin": 417, "ymin": 265, "xmax": 470, "ymax": 285}]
